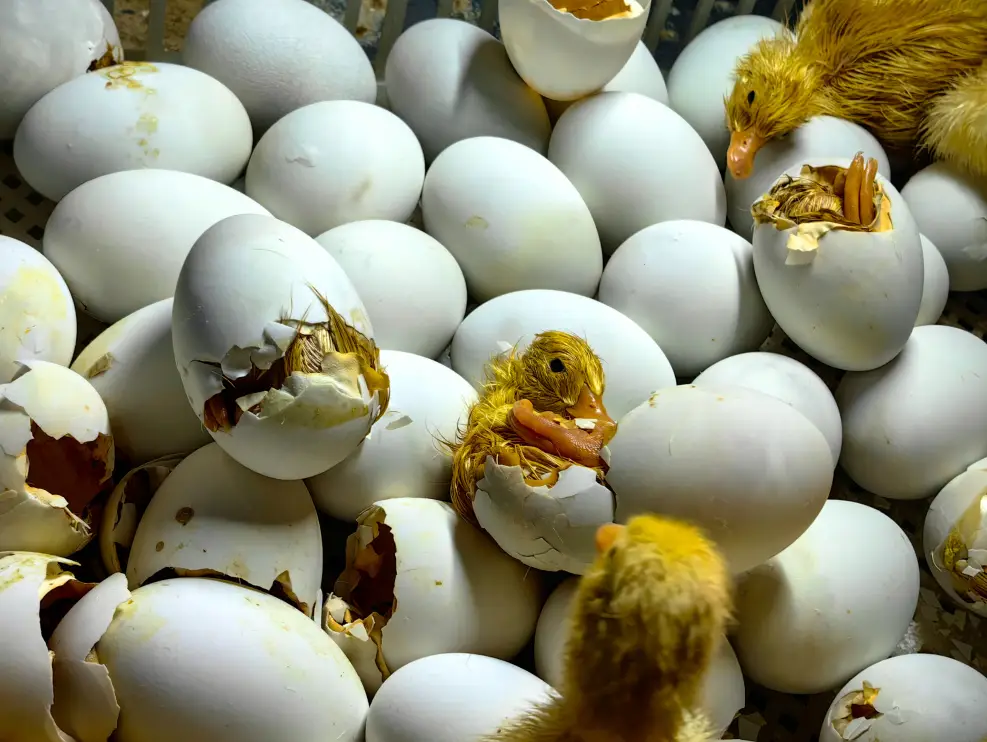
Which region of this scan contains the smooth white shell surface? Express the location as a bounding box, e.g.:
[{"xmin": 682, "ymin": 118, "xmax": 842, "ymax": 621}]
[{"xmin": 916, "ymin": 234, "xmax": 950, "ymax": 326}]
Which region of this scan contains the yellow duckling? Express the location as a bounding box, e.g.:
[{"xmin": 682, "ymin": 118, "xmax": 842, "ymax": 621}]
[
  {"xmin": 449, "ymin": 332, "xmax": 617, "ymax": 526},
  {"xmin": 487, "ymin": 515, "xmax": 733, "ymax": 742}
]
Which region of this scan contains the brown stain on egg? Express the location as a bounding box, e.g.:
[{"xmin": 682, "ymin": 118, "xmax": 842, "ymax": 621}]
[
  {"xmin": 155, "ymin": 541, "xmax": 165, "ymax": 552},
  {"xmin": 174, "ymin": 507, "xmax": 194, "ymax": 526},
  {"xmin": 101, "ymin": 62, "xmax": 158, "ymax": 91}
]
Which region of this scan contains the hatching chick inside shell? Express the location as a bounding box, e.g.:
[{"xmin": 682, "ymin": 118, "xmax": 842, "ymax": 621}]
[{"xmin": 0, "ymin": 360, "xmax": 115, "ymax": 556}]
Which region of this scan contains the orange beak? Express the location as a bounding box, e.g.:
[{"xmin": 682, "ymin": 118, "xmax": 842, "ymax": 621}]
[
  {"xmin": 595, "ymin": 523, "xmax": 624, "ymax": 554},
  {"xmin": 727, "ymin": 128, "xmax": 766, "ymax": 180},
  {"xmin": 566, "ymin": 385, "xmax": 617, "ymax": 444}
]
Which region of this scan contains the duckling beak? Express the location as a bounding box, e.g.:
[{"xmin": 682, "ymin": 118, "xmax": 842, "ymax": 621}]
[
  {"xmin": 727, "ymin": 128, "xmax": 766, "ymax": 180},
  {"xmin": 595, "ymin": 523, "xmax": 624, "ymax": 554},
  {"xmin": 566, "ymin": 385, "xmax": 617, "ymax": 444}
]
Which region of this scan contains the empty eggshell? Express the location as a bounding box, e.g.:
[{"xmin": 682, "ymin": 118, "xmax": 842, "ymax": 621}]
[
  {"xmin": 0, "ymin": 360, "xmax": 114, "ymax": 556},
  {"xmin": 306, "ymin": 350, "xmax": 476, "ymax": 521},
  {"xmin": 324, "ymin": 498, "xmax": 543, "ymax": 695},
  {"xmin": 923, "ymin": 456, "xmax": 987, "ymax": 617},
  {"xmin": 127, "ymin": 442, "xmax": 323, "ymax": 616},
  {"xmin": 916, "ymin": 234, "xmax": 950, "ymax": 326},
  {"xmin": 0, "ymin": 236, "xmax": 76, "ymax": 384},
  {"xmin": 837, "ymin": 325, "xmax": 987, "ymax": 500}
]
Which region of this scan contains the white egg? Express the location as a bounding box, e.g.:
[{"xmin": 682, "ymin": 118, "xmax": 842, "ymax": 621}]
[
  {"xmin": 0, "ymin": 0, "xmax": 121, "ymax": 139},
  {"xmin": 315, "ymin": 221, "xmax": 467, "ymax": 359},
  {"xmin": 96, "ymin": 578, "xmax": 368, "ymax": 742},
  {"xmin": 246, "ymin": 101, "xmax": 425, "ymax": 236},
  {"xmin": 0, "ymin": 236, "xmax": 76, "ymax": 384},
  {"xmin": 752, "ymin": 157, "xmax": 924, "ymax": 371},
  {"xmin": 693, "ymin": 351, "xmax": 842, "ymax": 464},
  {"xmin": 726, "ymin": 116, "xmax": 890, "ymax": 237},
  {"xmin": 819, "ymin": 654, "xmax": 987, "ymax": 742},
  {"xmin": 916, "ymin": 234, "xmax": 950, "ymax": 326},
  {"xmin": 422, "ymin": 136, "xmax": 602, "ymax": 301},
  {"xmin": 384, "ymin": 19, "xmax": 550, "ymax": 163},
  {"xmin": 837, "ymin": 325, "xmax": 987, "ymax": 500},
  {"xmin": 324, "ymin": 498, "xmax": 543, "ymax": 694},
  {"xmin": 182, "ymin": 0, "xmax": 376, "ymax": 135},
  {"xmin": 43, "ymin": 170, "xmax": 270, "ymax": 324},
  {"xmin": 667, "ymin": 15, "xmax": 784, "ymax": 170},
  {"xmin": 606, "ymin": 385, "xmax": 834, "ymax": 574},
  {"xmin": 598, "ymin": 220, "xmax": 772, "ymax": 375},
  {"xmin": 306, "ymin": 350, "xmax": 477, "ymax": 521},
  {"xmin": 532, "ymin": 578, "xmax": 744, "ymax": 736},
  {"xmin": 548, "ymin": 92, "xmax": 726, "ymax": 255},
  {"xmin": 900, "ymin": 161, "xmax": 987, "ymax": 291},
  {"xmin": 0, "ymin": 360, "xmax": 114, "ymax": 556},
  {"xmin": 451, "ymin": 289, "xmax": 675, "ymax": 419},
  {"xmin": 171, "ymin": 213, "xmax": 383, "ymax": 480},
  {"xmin": 923, "ymin": 457, "xmax": 987, "ymax": 618},
  {"xmin": 733, "ymin": 500, "xmax": 919, "ymax": 694},
  {"xmin": 14, "ymin": 62, "xmax": 252, "ymax": 202},
  {"xmin": 366, "ymin": 653, "xmax": 554, "ymax": 742}
]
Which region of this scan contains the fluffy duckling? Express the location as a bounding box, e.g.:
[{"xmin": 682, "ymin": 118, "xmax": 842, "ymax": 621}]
[
  {"xmin": 449, "ymin": 332, "xmax": 617, "ymax": 526},
  {"xmin": 724, "ymin": 0, "xmax": 987, "ymax": 180},
  {"xmin": 487, "ymin": 515, "xmax": 733, "ymax": 742}
]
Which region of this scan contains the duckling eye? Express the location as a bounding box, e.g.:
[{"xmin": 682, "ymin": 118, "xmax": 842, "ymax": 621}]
[
  {"xmin": 747, "ymin": 90, "xmax": 756, "ymax": 105},
  {"xmin": 549, "ymin": 358, "xmax": 566, "ymax": 373}
]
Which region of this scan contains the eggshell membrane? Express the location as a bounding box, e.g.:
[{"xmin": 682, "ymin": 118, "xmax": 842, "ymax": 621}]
[
  {"xmin": 819, "ymin": 654, "xmax": 987, "ymax": 742},
  {"xmin": 383, "ymin": 19, "xmax": 550, "ymax": 163},
  {"xmin": 499, "ymin": 0, "xmax": 651, "ymax": 101},
  {"xmin": 752, "ymin": 157, "xmax": 923, "ymax": 371},
  {"xmin": 836, "ymin": 325, "xmax": 987, "ymax": 500},
  {"xmin": 171, "ymin": 213, "xmax": 380, "ymax": 480},
  {"xmin": 923, "ymin": 456, "xmax": 987, "ymax": 617},
  {"xmin": 549, "ymin": 92, "xmax": 727, "ymax": 255},
  {"xmin": 366, "ymin": 653, "xmax": 555, "ymax": 742},
  {"xmin": 0, "ymin": 236, "xmax": 76, "ymax": 384},
  {"xmin": 44, "ymin": 170, "xmax": 270, "ymax": 324},
  {"xmin": 97, "ymin": 578, "xmax": 368, "ymax": 742},
  {"xmin": 325, "ymin": 498, "xmax": 543, "ymax": 694},
  {"xmin": 127, "ymin": 443, "xmax": 323, "ymax": 615},
  {"xmin": 306, "ymin": 350, "xmax": 476, "ymax": 521},
  {"xmin": 451, "ymin": 289, "xmax": 675, "ymax": 419},
  {"xmin": 916, "ymin": 234, "xmax": 950, "ymax": 326},
  {"xmin": 422, "ymin": 136, "xmax": 603, "ymax": 302},
  {"xmin": 606, "ymin": 384, "xmax": 834, "ymax": 574}
]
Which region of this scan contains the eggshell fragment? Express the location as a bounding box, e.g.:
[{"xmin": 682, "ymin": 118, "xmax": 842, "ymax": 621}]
[
  {"xmin": 916, "ymin": 234, "xmax": 950, "ymax": 326},
  {"xmin": 0, "ymin": 360, "xmax": 114, "ymax": 556}
]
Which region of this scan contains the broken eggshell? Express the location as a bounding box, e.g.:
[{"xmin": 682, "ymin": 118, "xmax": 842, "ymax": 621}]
[
  {"xmin": 126, "ymin": 442, "xmax": 323, "ymax": 616},
  {"xmin": 473, "ymin": 453, "xmax": 615, "ymax": 574},
  {"xmin": 324, "ymin": 497, "xmax": 543, "ymax": 695},
  {"xmin": 0, "ymin": 360, "xmax": 114, "ymax": 556},
  {"xmin": 172, "ymin": 212, "xmax": 389, "ymax": 480},
  {"xmin": 499, "ymin": 0, "xmax": 651, "ymax": 101}
]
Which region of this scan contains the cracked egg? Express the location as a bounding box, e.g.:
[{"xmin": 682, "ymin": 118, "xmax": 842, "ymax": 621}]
[
  {"xmin": 0, "ymin": 360, "xmax": 115, "ymax": 557},
  {"xmin": 172, "ymin": 213, "xmax": 390, "ymax": 480},
  {"xmin": 751, "ymin": 154, "xmax": 924, "ymax": 372}
]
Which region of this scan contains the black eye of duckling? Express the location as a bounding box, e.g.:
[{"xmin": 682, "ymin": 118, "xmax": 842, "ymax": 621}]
[
  {"xmin": 549, "ymin": 358, "xmax": 566, "ymax": 373},
  {"xmin": 747, "ymin": 90, "xmax": 756, "ymax": 105}
]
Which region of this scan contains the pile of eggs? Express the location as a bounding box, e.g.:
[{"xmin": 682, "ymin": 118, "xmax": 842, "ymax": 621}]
[{"xmin": 1, "ymin": 0, "xmax": 986, "ymax": 741}]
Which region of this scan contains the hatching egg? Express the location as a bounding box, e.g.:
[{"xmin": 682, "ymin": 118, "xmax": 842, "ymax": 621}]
[
  {"xmin": 306, "ymin": 350, "xmax": 476, "ymax": 521},
  {"xmin": 384, "ymin": 19, "xmax": 550, "ymax": 163},
  {"xmin": 900, "ymin": 161, "xmax": 987, "ymax": 291},
  {"xmin": 171, "ymin": 213, "xmax": 385, "ymax": 480},
  {"xmin": 549, "ymin": 92, "xmax": 726, "ymax": 255},
  {"xmin": 667, "ymin": 15, "xmax": 783, "ymax": 170},
  {"xmin": 837, "ymin": 325, "xmax": 987, "ymax": 500},
  {"xmin": 451, "ymin": 289, "xmax": 674, "ymax": 419},
  {"xmin": 366, "ymin": 653, "xmax": 554, "ymax": 742},
  {"xmin": 0, "ymin": 360, "xmax": 114, "ymax": 556},
  {"xmin": 0, "ymin": 236, "xmax": 76, "ymax": 384},
  {"xmin": 693, "ymin": 352, "xmax": 841, "ymax": 464},
  {"xmin": 916, "ymin": 235, "xmax": 950, "ymax": 326},
  {"xmin": 752, "ymin": 157, "xmax": 924, "ymax": 371},
  {"xmin": 14, "ymin": 62, "xmax": 252, "ymax": 202},
  {"xmin": 606, "ymin": 385, "xmax": 833, "ymax": 574},
  {"xmin": 598, "ymin": 220, "xmax": 772, "ymax": 375},
  {"xmin": 324, "ymin": 498, "xmax": 543, "ymax": 694},
  {"xmin": 246, "ymin": 101, "xmax": 424, "ymax": 236},
  {"xmin": 43, "ymin": 170, "xmax": 270, "ymax": 324},
  {"xmin": 422, "ymin": 136, "xmax": 602, "ymax": 301},
  {"xmin": 733, "ymin": 500, "xmax": 919, "ymax": 694},
  {"xmin": 819, "ymin": 654, "xmax": 987, "ymax": 742},
  {"xmin": 182, "ymin": 0, "xmax": 376, "ymax": 135},
  {"xmin": 726, "ymin": 116, "xmax": 889, "ymax": 237},
  {"xmin": 315, "ymin": 221, "xmax": 467, "ymax": 359},
  {"xmin": 0, "ymin": 0, "xmax": 121, "ymax": 139}
]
